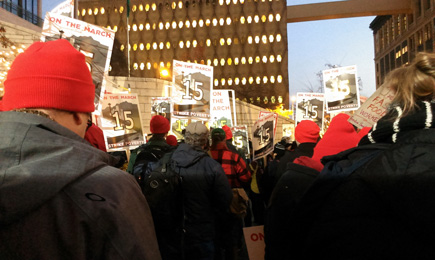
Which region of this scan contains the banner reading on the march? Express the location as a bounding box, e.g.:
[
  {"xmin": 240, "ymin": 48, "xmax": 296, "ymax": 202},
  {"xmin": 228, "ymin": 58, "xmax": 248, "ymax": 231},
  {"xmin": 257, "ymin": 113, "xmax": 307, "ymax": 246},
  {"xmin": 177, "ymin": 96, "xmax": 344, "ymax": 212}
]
[
  {"xmin": 231, "ymin": 125, "xmax": 250, "ymax": 160},
  {"xmin": 295, "ymin": 92, "xmax": 324, "ymax": 130},
  {"xmin": 252, "ymin": 113, "xmax": 275, "ymax": 161},
  {"xmin": 210, "ymin": 90, "xmax": 235, "ymax": 128},
  {"xmin": 348, "ymin": 84, "xmax": 396, "ymax": 129},
  {"xmin": 172, "ymin": 60, "xmax": 212, "ymax": 121},
  {"xmin": 100, "ymin": 94, "xmax": 145, "ymax": 150},
  {"xmin": 323, "ymin": 65, "xmax": 360, "ymax": 112},
  {"xmin": 50, "ymin": 0, "xmax": 74, "ymax": 17},
  {"xmin": 151, "ymin": 97, "xmax": 172, "ymax": 124},
  {"xmin": 42, "ymin": 12, "xmax": 115, "ymax": 111}
]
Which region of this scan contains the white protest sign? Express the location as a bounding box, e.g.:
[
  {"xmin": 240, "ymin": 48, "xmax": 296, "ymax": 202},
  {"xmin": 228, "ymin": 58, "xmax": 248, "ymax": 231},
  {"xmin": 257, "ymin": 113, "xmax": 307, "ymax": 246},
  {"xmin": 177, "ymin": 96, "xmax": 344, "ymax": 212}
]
[
  {"xmin": 323, "ymin": 65, "xmax": 360, "ymax": 112},
  {"xmin": 243, "ymin": 225, "xmax": 265, "ymax": 260},
  {"xmin": 211, "ymin": 89, "xmax": 234, "ymax": 127},
  {"xmin": 252, "ymin": 113, "xmax": 275, "ymax": 161}
]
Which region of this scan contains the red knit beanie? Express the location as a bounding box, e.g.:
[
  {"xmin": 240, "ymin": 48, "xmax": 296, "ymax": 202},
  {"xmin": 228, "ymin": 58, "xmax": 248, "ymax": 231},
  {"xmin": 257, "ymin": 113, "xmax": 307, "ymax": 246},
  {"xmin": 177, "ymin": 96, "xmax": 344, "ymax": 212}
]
[
  {"xmin": 3, "ymin": 39, "xmax": 95, "ymax": 112},
  {"xmin": 150, "ymin": 115, "xmax": 170, "ymax": 134},
  {"xmin": 311, "ymin": 113, "xmax": 360, "ymax": 162},
  {"xmin": 295, "ymin": 120, "xmax": 320, "ymax": 143},
  {"xmin": 222, "ymin": 125, "xmax": 233, "ymax": 140},
  {"xmin": 166, "ymin": 135, "xmax": 178, "ymax": 146}
]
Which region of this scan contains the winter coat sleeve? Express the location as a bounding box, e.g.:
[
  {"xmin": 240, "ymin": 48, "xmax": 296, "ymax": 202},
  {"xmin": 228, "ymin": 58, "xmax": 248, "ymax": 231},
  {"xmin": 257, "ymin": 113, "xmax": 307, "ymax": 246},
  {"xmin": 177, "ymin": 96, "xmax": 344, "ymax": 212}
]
[{"xmin": 235, "ymin": 154, "xmax": 252, "ymax": 184}]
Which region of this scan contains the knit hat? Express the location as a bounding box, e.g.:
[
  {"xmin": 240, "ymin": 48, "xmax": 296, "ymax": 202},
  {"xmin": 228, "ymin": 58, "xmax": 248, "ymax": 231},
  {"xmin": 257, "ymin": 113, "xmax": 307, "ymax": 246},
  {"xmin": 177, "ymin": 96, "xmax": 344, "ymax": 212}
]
[
  {"xmin": 166, "ymin": 135, "xmax": 178, "ymax": 146},
  {"xmin": 211, "ymin": 128, "xmax": 226, "ymax": 137},
  {"xmin": 311, "ymin": 113, "xmax": 360, "ymax": 163},
  {"xmin": 222, "ymin": 125, "xmax": 233, "ymax": 140},
  {"xmin": 185, "ymin": 122, "xmax": 209, "ymax": 148},
  {"xmin": 294, "ymin": 120, "xmax": 320, "ymax": 143},
  {"xmin": 3, "ymin": 39, "xmax": 95, "ymax": 112},
  {"xmin": 150, "ymin": 115, "xmax": 170, "ymax": 134}
]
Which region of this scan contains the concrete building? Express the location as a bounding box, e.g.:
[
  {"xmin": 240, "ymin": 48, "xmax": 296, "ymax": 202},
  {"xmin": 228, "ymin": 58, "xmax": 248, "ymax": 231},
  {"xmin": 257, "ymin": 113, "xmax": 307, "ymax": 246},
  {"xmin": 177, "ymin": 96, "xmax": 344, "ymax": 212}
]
[
  {"xmin": 77, "ymin": 0, "xmax": 289, "ymax": 110},
  {"xmin": 370, "ymin": 0, "xmax": 433, "ymax": 87}
]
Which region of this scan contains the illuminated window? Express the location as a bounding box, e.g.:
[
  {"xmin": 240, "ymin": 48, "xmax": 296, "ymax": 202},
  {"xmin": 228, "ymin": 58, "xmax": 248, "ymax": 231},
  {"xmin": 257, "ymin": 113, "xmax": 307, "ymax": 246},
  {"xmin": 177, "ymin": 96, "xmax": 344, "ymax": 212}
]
[
  {"xmin": 206, "ymin": 19, "xmax": 211, "ymax": 26},
  {"xmin": 277, "ymin": 75, "xmax": 283, "ymax": 83},
  {"xmin": 113, "ymin": 26, "xmax": 118, "ymax": 32},
  {"xmin": 249, "ymin": 77, "xmax": 254, "ymax": 84},
  {"xmin": 193, "ymin": 40, "xmax": 198, "ymax": 47},
  {"xmin": 214, "ymin": 59, "xmax": 218, "ymax": 66},
  {"xmin": 178, "ymin": 1, "xmax": 183, "ymax": 9},
  {"xmin": 241, "ymin": 57, "xmax": 246, "ymax": 64},
  {"xmin": 145, "ymin": 4, "xmax": 150, "ymax": 11},
  {"xmin": 139, "ymin": 24, "xmax": 144, "ymax": 31},
  {"xmin": 179, "ymin": 41, "xmax": 184, "ymax": 48},
  {"xmin": 207, "ymin": 59, "xmax": 212, "ymax": 66},
  {"xmin": 146, "ymin": 23, "xmax": 151, "ymax": 30},
  {"xmin": 146, "ymin": 43, "xmax": 151, "ymax": 50},
  {"xmin": 160, "ymin": 61, "xmax": 164, "ymax": 67},
  {"xmin": 159, "ymin": 22, "xmax": 164, "ymax": 30},
  {"xmin": 192, "ymin": 20, "xmax": 197, "ymax": 28},
  {"xmin": 147, "ymin": 62, "xmax": 152, "ymax": 70},
  {"xmin": 261, "ymin": 15, "xmax": 267, "ymax": 23},
  {"xmin": 133, "ymin": 63, "xmax": 138, "ymax": 70},
  {"xmin": 172, "ymin": 2, "xmax": 176, "ymax": 9},
  {"xmin": 227, "ymin": 58, "xmax": 233, "ymax": 65},
  {"xmin": 139, "ymin": 4, "xmax": 143, "ymax": 11},
  {"xmin": 226, "ymin": 0, "xmax": 231, "ymax": 5},
  {"xmin": 166, "ymin": 42, "xmax": 171, "ymax": 49},
  {"xmin": 214, "ymin": 79, "xmax": 219, "ymax": 86},
  {"xmin": 255, "ymin": 36, "xmax": 260, "ymax": 44},
  {"xmin": 139, "ymin": 43, "xmax": 144, "ymax": 50},
  {"xmin": 226, "ymin": 17, "xmax": 232, "ymax": 25},
  {"xmin": 81, "ymin": 9, "xmax": 86, "ymax": 16},
  {"xmin": 235, "ymin": 77, "xmax": 240, "ymax": 85},
  {"xmin": 88, "ymin": 8, "xmax": 92, "ymax": 15},
  {"xmin": 153, "ymin": 63, "xmax": 158, "ymax": 69},
  {"xmin": 132, "ymin": 5, "xmax": 137, "ymax": 12},
  {"xmin": 151, "ymin": 3, "xmax": 156, "ymax": 10},
  {"xmin": 256, "ymin": 77, "xmax": 261, "ymax": 84},
  {"xmin": 221, "ymin": 78, "xmax": 226, "ymax": 85},
  {"xmin": 248, "ymin": 57, "xmax": 253, "ymax": 64},
  {"xmin": 220, "ymin": 58, "xmax": 225, "ymax": 66},
  {"xmin": 213, "ymin": 18, "xmax": 218, "ymax": 26},
  {"xmin": 119, "ymin": 6, "xmax": 124, "ymax": 13},
  {"xmin": 277, "ymin": 55, "xmax": 282, "ymax": 62},
  {"xmin": 262, "ymin": 56, "xmax": 267, "ymax": 63},
  {"xmin": 240, "ymin": 16, "xmax": 245, "ymax": 24},
  {"xmin": 233, "ymin": 0, "xmax": 238, "ymax": 4},
  {"xmin": 263, "ymin": 76, "xmax": 268, "ymax": 83},
  {"xmin": 276, "ymin": 14, "xmax": 281, "ymax": 21},
  {"xmin": 219, "ymin": 18, "xmax": 224, "ymax": 26},
  {"xmin": 220, "ymin": 38, "xmax": 225, "ymax": 46},
  {"xmin": 276, "ymin": 34, "xmax": 282, "ymax": 42},
  {"xmin": 268, "ymin": 14, "xmax": 274, "ymax": 22},
  {"xmin": 255, "ymin": 56, "xmax": 260, "ymax": 63},
  {"xmin": 140, "ymin": 63, "xmax": 145, "ymax": 70},
  {"xmin": 186, "ymin": 20, "xmax": 191, "ymax": 28},
  {"xmin": 165, "ymin": 22, "xmax": 170, "ymax": 29},
  {"xmin": 254, "ymin": 15, "xmax": 260, "ymax": 23},
  {"xmin": 247, "ymin": 16, "xmax": 252, "ymax": 24},
  {"xmin": 159, "ymin": 42, "xmax": 164, "ymax": 49},
  {"xmin": 227, "ymin": 38, "xmax": 232, "ymax": 45},
  {"xmin": 178, "ymin": 21, "xmax": 184, "ymax": 28},
  {"xmin": 186, "ymin": 41, "xmax": 191, "ymax": 48},
  {"xmin": 153, "ymin": 42, "xmax": 158, "ymax": 50},
  {"xmin": 219, "ymin": 0, "xmax": 224, "ymax": 5},
  {"xmin": 270, "ymin": 76, "xmax": 275, "ymax": 83},
  {"xmin": 247, "ymin": 36, "xmax": 253, "ymax": 44},
  {"xmin": 172, "ymin": 21, "xmax": 177, "ymax": 29},
  {"xmin": 269, "ymin": 35, "xmax": 274, "ymax": 42},
  {"xmin": 240, "ymin": 0, "xmax": 244, "ymax": 3},
  {"xmin": 133, "ymin": 24, "xmax": 138, "ymax": 31},
  {"xmin": 107, "ymin": 25, "xmax": 111, "ymax": 30},
  {"xmin": 234, "ymin": 57, "xmax": 239, "ymax": 65},
  {"xmin": 167, "ymin": 62, "xmax": 171, "ymax": 68},
  {"xmin": 206, "ymin": 39, "xmax": 211, "ymax": 46},
  {"xmin": 93, "ymin": 8, "xmax": 98, "ymax": 15},
  {"xmin": 242, "ymin": 77, "xmax": 247, "ymax": 85},
  {"xmin": 133, "ymin": 44, "xmax": 138, "ymax": 51},
  {"xmin": 199, "ymin": 19, "xmax": 204, "ymax": 27},
  {"xmin": 262, "ymin": 35, "xmax": 267, "ymax": 44},
  {"xmin": 228, "ymin": 78, "xmax": 233, "ymax": 86}
]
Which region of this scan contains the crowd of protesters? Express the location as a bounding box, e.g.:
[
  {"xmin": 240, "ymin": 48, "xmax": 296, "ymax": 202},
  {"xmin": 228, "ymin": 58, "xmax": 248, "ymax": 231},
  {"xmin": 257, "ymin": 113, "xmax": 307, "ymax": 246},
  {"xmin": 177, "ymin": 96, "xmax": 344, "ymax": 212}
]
[{"xmin": 2, "ymin": 39, "xmax": 435, "ymax": 260}]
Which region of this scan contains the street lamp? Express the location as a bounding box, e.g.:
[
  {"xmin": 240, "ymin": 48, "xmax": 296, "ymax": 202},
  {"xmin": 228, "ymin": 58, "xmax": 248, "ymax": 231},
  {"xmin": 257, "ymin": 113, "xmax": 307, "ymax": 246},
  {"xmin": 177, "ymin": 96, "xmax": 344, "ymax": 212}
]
[{"xmin": 159, "ymin": 68, "xmax": 170, "ymax": 78}]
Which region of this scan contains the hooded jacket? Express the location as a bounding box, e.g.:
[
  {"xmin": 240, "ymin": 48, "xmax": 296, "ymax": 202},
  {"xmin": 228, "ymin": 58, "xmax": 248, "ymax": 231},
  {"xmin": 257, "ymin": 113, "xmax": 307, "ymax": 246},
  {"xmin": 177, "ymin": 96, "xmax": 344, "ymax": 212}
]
[{"xmin": 0, "ymin": 111, "xmax": 161, "ymax": 260}]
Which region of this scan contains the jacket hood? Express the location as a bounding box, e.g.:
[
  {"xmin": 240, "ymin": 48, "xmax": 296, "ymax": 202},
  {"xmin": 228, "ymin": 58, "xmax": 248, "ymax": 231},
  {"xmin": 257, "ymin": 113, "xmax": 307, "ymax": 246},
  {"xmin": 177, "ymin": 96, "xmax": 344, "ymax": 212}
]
[
  {"xmin": 172, "ymin": 143, "xmax": 208, "ymax": 168},
  {"xmin": 0, "ymin": 111, "xmax": 116, "ymax": 225}
]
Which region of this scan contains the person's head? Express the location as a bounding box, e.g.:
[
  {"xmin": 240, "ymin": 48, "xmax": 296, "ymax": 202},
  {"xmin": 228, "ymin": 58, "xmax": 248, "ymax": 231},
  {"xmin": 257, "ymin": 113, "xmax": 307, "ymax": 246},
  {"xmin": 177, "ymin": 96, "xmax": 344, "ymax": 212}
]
[
  {"xmin": 222, "ymin": 125, "xmax": 233, "ymax": 141},
  {"xmin": 387, "ymin": 52, "xmax": 435, "ymax": 115},
  {"xmin": 166, "ymin": 134, "xmax": 178, "ymax": 146},
  {"xmin": 294, "ymin": 120, "xmax": 320, "ymax": 144},
  {"xmin": 150, "ymin": 115, "xmax": 170, "ymax": 139},
  {"xmin": 2, "ymin": 39, "xmax": 95, "ymax": 138},
  {"xmin": 211, "ymin": 128, "xmax": 226, "ymax": 148},
  {"xmin": 184, "ymin": 122, "xmax": 209, "ymax": 150}
]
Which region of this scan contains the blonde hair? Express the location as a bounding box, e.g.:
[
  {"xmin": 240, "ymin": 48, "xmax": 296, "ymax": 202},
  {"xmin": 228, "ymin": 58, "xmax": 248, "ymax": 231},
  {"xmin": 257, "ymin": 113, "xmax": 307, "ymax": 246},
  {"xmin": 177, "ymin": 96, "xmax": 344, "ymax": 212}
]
[{"xmin": 386, "ymin": 52, "xmax": 435, "ymax": 115}]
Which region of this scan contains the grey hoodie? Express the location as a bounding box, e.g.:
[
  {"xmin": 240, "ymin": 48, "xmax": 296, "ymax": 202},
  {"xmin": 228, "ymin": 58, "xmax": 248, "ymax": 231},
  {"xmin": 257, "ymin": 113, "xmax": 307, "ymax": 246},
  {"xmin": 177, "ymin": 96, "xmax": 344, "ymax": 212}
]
[{"xmin": 0, "ymin": 111, "xmax": 161, "ymax": 260}]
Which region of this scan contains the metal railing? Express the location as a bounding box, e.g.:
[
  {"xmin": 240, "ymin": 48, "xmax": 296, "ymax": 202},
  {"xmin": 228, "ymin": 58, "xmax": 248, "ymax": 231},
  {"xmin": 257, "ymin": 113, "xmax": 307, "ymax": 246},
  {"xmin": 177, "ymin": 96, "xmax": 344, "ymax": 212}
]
[{"xmin": 0, "ymin": 0, "xmax": 43, "ymax": 27}]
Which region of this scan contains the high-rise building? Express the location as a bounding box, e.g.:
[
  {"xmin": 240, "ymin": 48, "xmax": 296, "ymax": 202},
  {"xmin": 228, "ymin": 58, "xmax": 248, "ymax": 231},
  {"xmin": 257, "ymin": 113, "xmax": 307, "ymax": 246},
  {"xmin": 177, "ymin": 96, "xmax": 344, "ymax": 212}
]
[
  {"xmin": 78, "ymin": 0, "xmax": 289, "ymax": 109},
  {"xmin": 370, "ymin": 0, "xmax": 434, "ymax": 88}
]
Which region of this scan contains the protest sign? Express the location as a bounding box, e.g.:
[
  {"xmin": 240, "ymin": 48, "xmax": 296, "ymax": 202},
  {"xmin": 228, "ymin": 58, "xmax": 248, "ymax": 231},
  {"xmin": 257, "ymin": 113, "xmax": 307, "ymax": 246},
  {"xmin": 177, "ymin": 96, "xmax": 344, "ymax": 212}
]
[
  {"xmin": 243, "ymin": 225, "xmax": 265, "ymax": 260},
  {"xmin": 151, "ymin": 97, "xmax": 172, "ymax": 123},
  {"xmin": 231, "ymin": 125, "xmax": 250, "ymax": 160},
  {"xmin": 252, "ymin": 113, "xmax": 275, "ymax": 161},
  {"xmin": 323, "ymin": 65, "xmax": 360, "ymax": 112},
  {"xmin": 210, "ymin": 89, "xmax": 236, "ymax": 127},
  {"xmin": 295, "ymin": 92, "xmax": 324, "ymax": 130}
]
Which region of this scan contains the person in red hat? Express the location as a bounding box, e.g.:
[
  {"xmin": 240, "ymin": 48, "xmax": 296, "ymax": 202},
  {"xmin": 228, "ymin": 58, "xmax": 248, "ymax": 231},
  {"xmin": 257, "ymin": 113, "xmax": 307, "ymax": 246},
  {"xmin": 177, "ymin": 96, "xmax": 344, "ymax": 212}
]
[
  {"xmin": 166, "ymin": 134, "xmax": 178, "ymax": 147},
  {"xmin": 0, "ymin": 39, "xmax": 160, "ymax": 259}
]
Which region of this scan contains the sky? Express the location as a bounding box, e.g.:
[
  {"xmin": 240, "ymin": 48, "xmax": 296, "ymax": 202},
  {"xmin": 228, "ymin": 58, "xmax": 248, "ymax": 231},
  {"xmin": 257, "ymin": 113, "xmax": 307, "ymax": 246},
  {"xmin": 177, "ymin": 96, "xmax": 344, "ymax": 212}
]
[{"xmin": 42, "ymin": 0, "xmax": 377, "ymax": 98}]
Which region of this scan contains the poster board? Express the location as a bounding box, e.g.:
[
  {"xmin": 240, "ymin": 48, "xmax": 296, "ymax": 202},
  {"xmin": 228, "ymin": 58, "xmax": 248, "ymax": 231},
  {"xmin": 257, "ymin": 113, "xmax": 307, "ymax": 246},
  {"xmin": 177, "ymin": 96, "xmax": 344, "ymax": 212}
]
[
  {"xmin": 323, "ymin": 65, "xmax": 360, "ymax": 112},
  {"xmin": 210, "ymin": 89, "xmax": 236, "ymax": 127},
  {"xmin": 231, "ymin": 125, "xmax": 250, "ymax": 160},
  {"xmin": 295, "ymin": 92, "xmax": 324, "ymax": 130},
  {"xmin": 252, "ymin": 113, "xmax": 275, "ymax": 161},
  {"xmin": 243, "ymin": 225, "xmax": 265, "ymax": 260}
]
